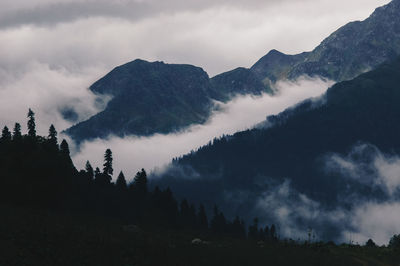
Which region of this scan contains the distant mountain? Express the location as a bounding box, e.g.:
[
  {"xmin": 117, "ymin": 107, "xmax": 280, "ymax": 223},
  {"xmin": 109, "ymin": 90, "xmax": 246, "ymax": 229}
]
[
  {"xmin": 65, "ymin": 60, "xmax": 271, "ymax": 142},
  {"xmin": 252, "ymin": 0, "xmax": 400, "ymax": 84},
  {"xmin": 65, "ymin": 0, "xmax": 400, "ymax": 142},
  {"xmin": 154, "ymin": 57, "xmax": 400, "ymax": 235}
]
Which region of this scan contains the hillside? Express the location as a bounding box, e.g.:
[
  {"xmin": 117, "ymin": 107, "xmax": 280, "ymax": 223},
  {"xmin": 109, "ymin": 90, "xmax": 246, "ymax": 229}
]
[
  {"xmin": 65, "ymin": 0, "xmax": 400, "ymax": 143},
  {"xmin": 155, "ymin": 57, "xmax": 400, "ymax": 239}
]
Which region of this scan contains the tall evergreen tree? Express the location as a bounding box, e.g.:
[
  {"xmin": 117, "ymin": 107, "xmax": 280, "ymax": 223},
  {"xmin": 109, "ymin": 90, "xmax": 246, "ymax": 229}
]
[
  {"xmin": 12, "ymin": 123, "xmax": 22, "ymax": 141},
  {"xmin": 85, "ymin": 161, "xmax": 94, "ymax": 181},
  {"xmin": 1, "ymin": 126, "xmax": 11, "ymax": 142},
  {"xmin": 27, "ymin": 108, "xmax": 36, "ymax": 138},
  {"xmin": 94, "ymin": 167, "xmax": 101, "ymax": 178},
  {"xmin": 132, "ymin": 168, "xmax": 148, "ymax": 196},
  {"xmin": 60, "ymin": 139, "xmax": 70, "ymax": 156},
  {"xmin": 116, "ymin": 171, "xmax": 127, "ymax": 190},
  {"xmin": 103, "ymin": 149, "xmax": 113, "ymax": 176},
  {"xmin": 48, "ymin": 124, "xmax": 58, "ymax": 147}
]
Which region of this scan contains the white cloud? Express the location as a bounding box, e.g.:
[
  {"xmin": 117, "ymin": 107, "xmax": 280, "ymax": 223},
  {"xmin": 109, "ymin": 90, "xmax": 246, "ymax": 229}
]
[{"xmin": 70, "ymin": 77, "xmax": 332, "ymax": 179}]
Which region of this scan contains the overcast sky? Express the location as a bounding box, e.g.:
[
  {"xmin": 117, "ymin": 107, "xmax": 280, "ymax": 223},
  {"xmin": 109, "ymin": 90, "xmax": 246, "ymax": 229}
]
[{"xmin": 0, "ymin": 0, "xmax": 390, "ymax": 134}]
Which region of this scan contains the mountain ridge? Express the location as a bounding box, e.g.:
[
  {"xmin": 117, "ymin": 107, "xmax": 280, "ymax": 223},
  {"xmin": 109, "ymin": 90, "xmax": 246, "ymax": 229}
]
[{"xmin": 65, "ymin": 0, "xmax": 400, "ymax": 143}]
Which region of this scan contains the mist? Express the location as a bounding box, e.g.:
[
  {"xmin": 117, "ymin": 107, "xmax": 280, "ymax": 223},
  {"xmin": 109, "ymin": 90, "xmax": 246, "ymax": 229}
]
[
  {"xmin": 70, "ymin": 77, "xmax": 333, "ymax": 178},
  {"xmin": 252, "ymin": 144, "xmax": 400, "ymax": 245}
]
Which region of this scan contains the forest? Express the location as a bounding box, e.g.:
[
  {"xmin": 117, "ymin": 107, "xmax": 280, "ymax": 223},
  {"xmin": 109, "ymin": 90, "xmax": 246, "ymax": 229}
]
[{"xmin": 2, "ymin": 109, "xmax": 400, "ymax": 265}]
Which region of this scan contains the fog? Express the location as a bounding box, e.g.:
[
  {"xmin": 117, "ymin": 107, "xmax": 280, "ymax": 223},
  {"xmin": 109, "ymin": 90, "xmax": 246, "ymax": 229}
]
[
  {"xmin": 253, "ymin": 144, "xmax": 400, "ymax": 245},
  {"xmin": 70, "ymin": 77, "xmax": 333, "ymax": 178}
]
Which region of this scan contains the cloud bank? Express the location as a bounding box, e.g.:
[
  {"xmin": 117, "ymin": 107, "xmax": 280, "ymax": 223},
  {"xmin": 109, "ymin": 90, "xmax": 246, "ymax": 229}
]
[
  {"xmin": 252, "ymin": 144, "xmax": 400, "ymax": 245},
  {"xmin": 70, "ymin": 77, "xmax": 332, "ymax": 178},
  {"xmin": 0, "ymin": 0, "xmax": 389, "ymax": 135}
]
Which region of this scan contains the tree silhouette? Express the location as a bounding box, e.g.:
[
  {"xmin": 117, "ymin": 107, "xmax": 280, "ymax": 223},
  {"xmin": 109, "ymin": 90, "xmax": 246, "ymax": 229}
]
[
  {"xmin": 48, "ymin": 124, "xmax": 58, "ymax": 148},
  {"xmin": 1, "ymin": 126, "xmax": 11, "ymax": 142},
  {"xmin": 116, "ymin": 171, "xmax": 127, "ymax": 190},
  {"xmin": 60, "ymin": 140, "xmax": 70, "ymax": 156},
  {"xmin": 103, "ymin": 149, "xmax": 113, "ymax": 176},
  {"xmin": 132, "ymin": 168, "xmax": 148, "ymax": 196},
  {"xmin": 85, "ymin": 161, "xmax": 94, "ymax": 181},
  {"xmin": 27, "ymin": 108, "xmax": 36, "ymax": 138},
  {"xmin": 12, "ymin": 123, "xmax": 22, "ymax": 140}
]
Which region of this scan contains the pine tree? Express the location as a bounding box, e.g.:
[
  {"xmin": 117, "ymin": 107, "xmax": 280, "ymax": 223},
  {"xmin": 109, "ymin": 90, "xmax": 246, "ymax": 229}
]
[
  {"xmin": 12, "ymin": 123, "xmax": 22, "ymax": 140},
  {"xmin": 48, "ymin": 124, "xmax": 58, "ymax": 147},
  {"xmin": 60, "ymin": 139, "xmax": 70, "ymax": 156},
  {"xmin": 1, "ymin": 126, "xmax": 11, "ymax": 142},
  {"xmin": 133, "ymin": 168, "xmax": 148, "ymax": 196},
  {"xmin": 27, "ymin": 108, "xmax": 36, "ymax": 138},
  {"xmin": 94, "ymin": 167, "xmax": 101, "ymax": 177},
  {"xmin": 116, "ymin": 171, "xmax": 127, "ymax": 190},
  {"xmin": 85, "ymin": 161, "xmax": 94, "ymax": 181},
  {"xmin": 102, "ymin": 149, "xmax": 113, "ymax": 176}
]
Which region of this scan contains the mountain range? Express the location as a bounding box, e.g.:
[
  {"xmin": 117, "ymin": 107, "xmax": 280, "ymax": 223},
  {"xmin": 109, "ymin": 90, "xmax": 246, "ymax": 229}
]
[
  {"xmin": 65, "ymin": 0, "xmax": 400, "ymax": 143},
  {"xmin": 154, "ymin": 56, "xmax": 400, "ymax": 239}
]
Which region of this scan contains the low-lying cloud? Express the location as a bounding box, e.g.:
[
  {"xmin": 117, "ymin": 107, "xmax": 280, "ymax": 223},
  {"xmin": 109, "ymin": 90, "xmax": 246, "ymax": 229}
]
[
  {"xmin": 252, "ymin": 144, "xmax": 400, "ymax": 245},
  {"xmin": 70, "ymin": 77, "xmax": 332, "ymax": 179}
]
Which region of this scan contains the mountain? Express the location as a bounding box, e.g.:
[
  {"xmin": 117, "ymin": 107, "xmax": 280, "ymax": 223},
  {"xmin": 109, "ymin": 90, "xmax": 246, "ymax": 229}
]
[
  {"xmin": 64, "ymin": 60, "xmax": 271, "ymax": 142},
  {"xmin": 65, "ymin": 0, "xmax": 400, "ymax": 142},
  {"xmin": 252, "ymin": 0, "xmax": 400, "ymax": 84},
  {"xmin": 154, "ymin": 57, "xmax": 400, "ymax": 238}
]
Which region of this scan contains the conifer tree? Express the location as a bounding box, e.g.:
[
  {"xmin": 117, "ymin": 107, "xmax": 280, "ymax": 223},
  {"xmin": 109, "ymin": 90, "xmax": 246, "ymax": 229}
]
[
  {"xmin": 27, "ymin": 108, "xmax": 36, "ymax": 138},
  {"xmin": 85, "ymin": 161, "xmax": 94, "ymax": 181},
  {"xmin": 60, "ymin": 139, "xmax": 70, "ymax": 156},
  {"xmin": 133, "ymin": 168, "xmax": 148, "ymax": 196},
  {"xmin": 103, "ymin": 149, "xmax": 113, "ymax": 176},
  {"xmin": 1, "ymin": 126, "xmax": 11, "ymax": 142},
  {"xmin": 94, "ymin": 167, "xmax": 101, "ymax": 177},
  {"xmin": 48, "ymin": 124, "xmax": 58, "ymax": 147},
  {"xmin": 116, "ymin": 171, "xmax": 127, "ymax": 190},
  {"xmin": 12, "ymin": 123, "xmax": 22, "ymax": 140}
]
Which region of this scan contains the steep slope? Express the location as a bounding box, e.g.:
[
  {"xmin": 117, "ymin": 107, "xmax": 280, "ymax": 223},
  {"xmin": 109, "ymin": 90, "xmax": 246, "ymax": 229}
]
[
  {"xmin": 65, "ymin": 60, "xmax": 271, "ymax": 142},
  {"xmin": 66, "ymin": 0, "xmax": 400, "ymax": 142},
  {"xmin": 65, "ymin": 60, "xmax": 220, "ymax": 141},
  {"xmin": 251, "ymin": 0, "xmax": 400, "ymax": 83},
  {"xmin": 155, "ymin": 57, "xmax": 400, "ymax": 223}
]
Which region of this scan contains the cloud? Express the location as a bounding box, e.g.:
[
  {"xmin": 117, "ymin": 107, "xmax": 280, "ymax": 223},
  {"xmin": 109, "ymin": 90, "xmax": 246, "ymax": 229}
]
[
  {"xmin": 326, "ymin": 144, "xmax": 400, "ymax": 197},
  {"xmin": 251, "ymin": 144, "xmax": 400, "ymax": 245},
  {"xmin": 0, "ymin": 0, "xmax": 389, "ymax": 30},
  {"xmin": 0, "ymin": 0, "xmax": 389, "ymax": 137},
  {"xmin": 0, "ymin": 61, "xmax": 108, "ymax": 135},
  {"xmin": 70, "ymin": 77, "xmax": 332, "ymax": 179}
]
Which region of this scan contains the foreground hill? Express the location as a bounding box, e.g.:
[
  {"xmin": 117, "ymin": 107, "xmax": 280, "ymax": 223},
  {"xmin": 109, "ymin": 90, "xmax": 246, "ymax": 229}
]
[
  {"xmin": 65, "ymin": 0, "xmax": 400, "ymax": 142},
  {"xmin": 155, "ymin": 57, "xmax": 400, "ymax": 238}
]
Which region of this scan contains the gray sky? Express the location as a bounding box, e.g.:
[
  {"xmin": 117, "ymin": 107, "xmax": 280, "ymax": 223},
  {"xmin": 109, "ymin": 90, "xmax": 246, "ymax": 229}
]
[
  {"xmin": 0, "ymin": 0, "xmax": 390, "ymax": 133},
  {"xmin": 0, "ymin": 0, "xmax": 397, "ymax": 244}
]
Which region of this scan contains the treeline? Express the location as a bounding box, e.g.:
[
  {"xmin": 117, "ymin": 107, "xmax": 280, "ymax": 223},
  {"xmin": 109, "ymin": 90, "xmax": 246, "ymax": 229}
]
[{"xmin": 0, "ymin": 109, "xmax": 277, "ymax": 241}]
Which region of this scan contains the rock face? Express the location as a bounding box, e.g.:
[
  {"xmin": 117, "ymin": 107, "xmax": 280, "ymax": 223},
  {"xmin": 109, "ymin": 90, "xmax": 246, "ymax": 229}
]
[
  {"xmin": 65, "ymin": 0, "xmax": 400, "ymax": 142},
  {"xmin": 251, "ymin": 0, "xmax": 400, "ymax": 83}
]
